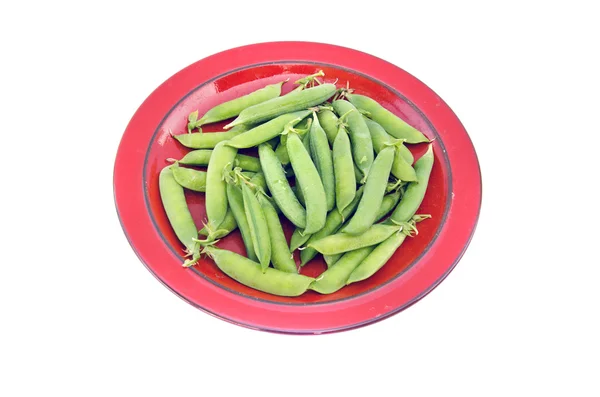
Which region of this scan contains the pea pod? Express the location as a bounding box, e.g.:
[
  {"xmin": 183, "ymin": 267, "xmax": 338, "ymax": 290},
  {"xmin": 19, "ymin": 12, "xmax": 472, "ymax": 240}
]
[
  {"xmin": 388, "ymin": 145, "xmax": 434, "ymax": 223},
  {"xmin": 168, "ymin": 150, "xmax": 261, "ymax": 172},
  {"xmin": 171, "ymin": 163, "xmax": 208, "ymax": 192},
  {"xmin": 258, "ymin": 143, "xmax": 306, "ymax": 228},
  {"xmin": 226, "ymin": 110, "xmax": 311, "ymax": 149},
  {"xmin": 287, "ymin": 130, "xmax": 327, "ymax": 235},
  {"xmin": 290, "ymin": 185, "xmax": 364, "ymax": 253},
  {"xmin": 258, "ymin": 194, "xmax": 298, "ymax": 273},
  {"xmin": 202, "ymin": 246, "xmax": 314, "ymax": 297},
  {"xmin": 308, "ymin": 223, "xmax": 401, "ymax": 256},
  {"xmin": 324, "ymin": 190, "xmax": 401, "ymax": 267},
  {"xmin": 275, "ymin": 117, "xmax": 312, "ymax": 166},
  {"xmin": 249, "ymin": 172, "xmax": 268, "ymax": 192},
  {"xmin": 309, "ymin": 246, "xmax": 374, "ymax": 294},
  {"xmin": 332, "ymin": 124, "xmax": 356, "ymax": 215},
  {"xmin": 343, "ymin": 147, "xmax": 395, "ymax": 235},
  {"xmin": 226, "ymin": 182, "xmax": 257, "ymax": 261},
  {"xmin": 388, "ymin": 143, "xmax": 417, "ymax": 182},
  {"xmin": 172, "ymin": 164, "xmax": 255, "ymax": 193},
  {"xmin": 290, "ymin": 228, "xmax": 309, "ymax": 253},
  {"xmin": 275, "ymin": 140, "xmax": 291, "ymax": 166},
  {"xmin": 317, "ymin": 109, "xmax": 339, "ymax": 145},
  {"xmin": 299, "ymin": 186, "xmax": 364, "ymax": 265},
  {"xmin": 364, "ymin": 117, "xmax": 414, "ymax": 165},
  {"xmin": 347, "ymin": 94, "xmax": 429, "ymax": 144},
  {"xmin": 173, "ymin": 125, "xmax": 248, "ymax": 149},
  {"xmin": 225, "ymin": 83, "xmax": 337, "ymax": 128},
  {"xmin": 353, "ymin": 163, "xmax": 363, "ymax": 184},
  {"xmin": 190, "ymin": 80, "xmax": 286, "ymax": 128},
  {"xmin": 292, "ymin": 184, "xmax": 306, "ymax": 207},
  {"xmin": 158, "ymin": 166, "xmax": 199, "ymax": 265},
  {"xmin": 205, "ymin": 141, "xmax": 237, "ymax": 228},
  {"xmin": 332, "ymin": 100, "xmax": 374, "ymax": 182},
  {"xmin": 241, "ymin": 182, "xmax": 271, "ymax": 272},
  {"xmin": 348, "ymin": 233, "xmax": 407, "ymax": 285},
  {"xmin": 199, "ymin": 208, "xmax": 237, "ymax": 240},
  {"xmin": 309, "ymin": 113, "xmax": 335, "ymax": 211},
  {"xmin": 347, "ymin": 215, "xmax": 430, "ymax": 284}
]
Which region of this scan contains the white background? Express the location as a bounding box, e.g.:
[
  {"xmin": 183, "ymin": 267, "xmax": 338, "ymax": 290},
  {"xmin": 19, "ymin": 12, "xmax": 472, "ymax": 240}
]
[{"xmin": 1, "ymin": 1, "xmax": 599, "ymax": 396}]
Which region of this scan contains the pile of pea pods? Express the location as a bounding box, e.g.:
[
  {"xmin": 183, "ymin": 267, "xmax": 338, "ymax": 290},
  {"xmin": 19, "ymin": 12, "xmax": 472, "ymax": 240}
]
[{"xmin": 159, "ymin": 71, "xmax": 434, "ymax": 297}]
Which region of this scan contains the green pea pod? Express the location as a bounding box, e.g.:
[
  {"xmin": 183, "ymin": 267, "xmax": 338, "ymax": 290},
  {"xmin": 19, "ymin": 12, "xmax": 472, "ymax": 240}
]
[
  {"xmin": 309, "ymin": 246, "xmax": 375, "ymax": 294},
  {"xmin": 292, "ymin": 185, "xmax": 361, "ymax": 254},
  {"xmin": 299, "ymin": 186, "xmax": 365, "ymax": 265},
  {"xmin": 172, "ymin": 164, "xmax": 254, "ymax": 192},
  {"xmin": 348, "ymin": 215, "xmax": 430, "ymax": 283},
  {"xmin": 171, "ymin": 163, "xmax": 207, "ymax": 192},
  {"xmin": 203, "ymin": 246, "xmax": 314, "ymax": 297},
  {"xmin": 258, "ymin": 194, "xmax": 298, "ymax": 273},
  {"xmin": 225, "ymin": 83, "xmax": 337, "ymax": 128},
  {"xmin": 346, "ymin": 232, "xmax": 408, "ymax": 285},
  {"xmin": 332, "ymin": 124, "xmax": 356, "ymax": 215},
  {"xmin": 290, "ymin": 228, "xmax": 310, "ymax": 253},
  {"xmin": 275, "ymin": 140, "xmax": 291, "ymax": 166},
  {"xmin": 332, "ymin": 100, "xmax": 374, "ymax": 182},
  {"xmin": 389, "ymin": 145, "xmax": 434, "ymax": 223},
  {"xmin": 302, "ymin": 128, "xmax": 311, "ymax": 156},
  {"xmin": 291, "ymin": 185, "xmax": 306, "ymax": 206},
  {"xmin": 226, "ymin": 110, "xmax": 311, "ymax": 149},
  {"xmin": 389, "ymin": 143, "xmax": 417, "ymax": 182},
  {"xmin": 275, "ymin": 118, "xmax": 311, "ymax": 166},
  {"xmin": 226, "ymin": 183, "xmax": 257, "ymax": 261},
  {"xmin": 347, "ymin": 94, "xmax": 429, "ymax": 144},
  {"xmin": 308, "ymin": 223, "xmax": 401, "ymax": 256},
  {"xmin": 169, "ymin": 149, "xmax": 213, "ymax": 166},
  {"xmin": 241, "ymin": 182, "xmax": 271, "ymax": 272},
  {"xmin": 249, "ymin": 172, "xmax": 268, "ymax": 192},
  {"xmin": 309, "ymin": 113, "xmax": 335, "ymax": 211},
  {"xmin": 364, "ymin": 117, "xmax": 414, "ymax": 165},
  {"xmin": 324, "ymin": 190, "xmax": 401, "ymax": 267},
  {"xmin": 287, "ymin": 131, "xmax": 327, "ymax": 235},
  {"xmin": 343, "ymin": 147, "xmax": 395, "ymax": 235},
  {"xmin": 198, "ymin": 208, "xmax": 238, "ymax": 240},
  {"xmin": 354, "ymin": 163, "xmax": 363, "ymax": 184},
  {"xmin": 173, "ymin": 125, "xmax": 248, "ymax": 149},
  {"xmin": 317, "ymin": 109, "xmax": 339, "ymax": 145},
  {"xmin": 194, "ymin": 80, "xmax": 286, "ymax": 127},
  {"xmin": 364, "ymin": 116, "xmax": 417, "ymax": 182},
  {"xmin": 205, "ymin": 141, "xmax": 237, "ymax": 228},
  {"xmin": 258, "ymin": 143, "xmax": 306, "ymax": 229},
  {"xmin": 158, "ymin": 166, "xmax": 199, "ymax": 264}
]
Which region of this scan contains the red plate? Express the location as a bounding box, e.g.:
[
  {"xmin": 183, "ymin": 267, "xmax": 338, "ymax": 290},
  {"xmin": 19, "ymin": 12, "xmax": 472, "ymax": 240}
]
[{"xmin": 113, "ymin": 41, "xmax": 481, "ymax": 334}]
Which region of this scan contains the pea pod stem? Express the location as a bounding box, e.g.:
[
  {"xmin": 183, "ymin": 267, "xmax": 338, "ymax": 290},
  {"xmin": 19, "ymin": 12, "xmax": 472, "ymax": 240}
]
[{"xmin": 294, "ymin": 70, "xmax": 325, "ymax": 90}]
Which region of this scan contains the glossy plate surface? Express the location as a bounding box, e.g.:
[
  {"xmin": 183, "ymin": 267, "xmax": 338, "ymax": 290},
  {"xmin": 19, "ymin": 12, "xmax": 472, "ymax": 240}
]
[{"xmin": 114, "ymin": 41, "xmax": 481, "ymax": 334}]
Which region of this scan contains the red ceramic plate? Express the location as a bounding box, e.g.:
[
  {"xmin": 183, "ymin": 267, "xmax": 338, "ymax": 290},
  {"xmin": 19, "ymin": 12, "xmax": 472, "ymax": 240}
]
[{"xmin": 114, "ymin": 41, "xmax": 481, "ymax": 334}]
